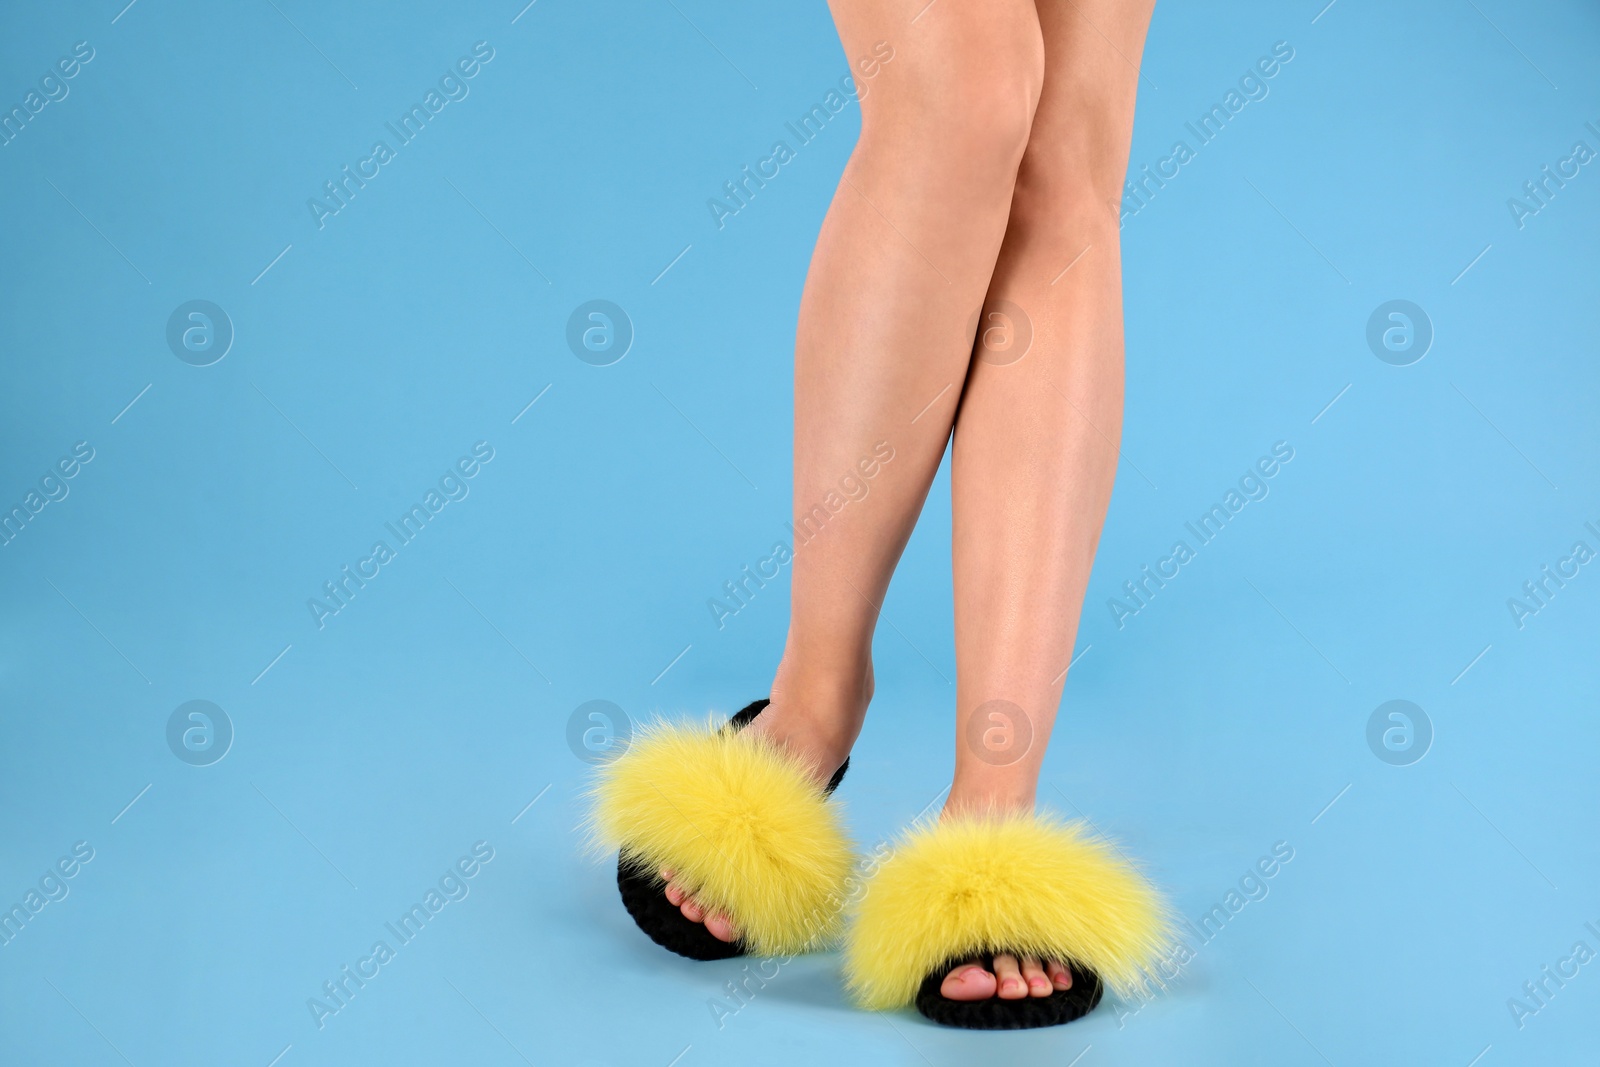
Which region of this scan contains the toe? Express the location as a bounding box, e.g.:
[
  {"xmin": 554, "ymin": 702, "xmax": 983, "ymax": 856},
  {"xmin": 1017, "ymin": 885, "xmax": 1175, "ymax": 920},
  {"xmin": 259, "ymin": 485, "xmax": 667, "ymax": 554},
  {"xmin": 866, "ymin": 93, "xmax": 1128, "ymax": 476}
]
[
  {"xmin": 703, "ymin": 912, "xmax": 738, "ymax": 943},
  {"xmin": 1047, "ymin": 959, "xmax": 1073, "ymax": 990},
  {"xmin": 1020, "ymin": 955, "xmax": 1051, "ymax": 998},
  {"xmin": 939, "ymin": 960, "xmax": 998, "ymax": 1002},
  {"xmin": 993, "ymin": 953, "xmax": 1027, "ymax": 1000},
  {"xmin": 663, "ymin": 880, "xmax": 686, "ymax": 908},
  {"xmin": 680, "ymin": 895, "xmax": 706, "ymax": 923}
]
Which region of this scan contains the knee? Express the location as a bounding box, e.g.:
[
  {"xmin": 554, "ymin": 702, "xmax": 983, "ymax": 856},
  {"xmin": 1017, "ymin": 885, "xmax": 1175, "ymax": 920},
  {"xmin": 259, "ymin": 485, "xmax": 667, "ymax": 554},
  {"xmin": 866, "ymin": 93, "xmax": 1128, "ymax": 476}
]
[
  {"xmin": 1009, "ymin": 154, "xmax": 1122, "ymax": 240},
  {"xmin": 1009, "ymin": 115, "xmax": 1136, "ymax": 238},
  {"xmin": 953, "ymin": 62, "xmax": 1045, "ymax": 180},
  {"xmin": 858, "ymin": 20, "xmax": 1043, "ymax": 192}
]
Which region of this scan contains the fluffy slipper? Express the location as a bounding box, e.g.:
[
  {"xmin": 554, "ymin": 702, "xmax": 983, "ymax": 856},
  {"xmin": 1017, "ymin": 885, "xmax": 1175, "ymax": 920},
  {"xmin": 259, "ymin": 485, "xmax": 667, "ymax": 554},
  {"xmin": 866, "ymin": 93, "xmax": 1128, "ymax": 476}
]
[
  {"xmin": 844, "ymin": 814, "xmax": 1168, "ymax": 1030},
  {"xmin": 591, "ymin": 699, "xmax": 851, "ymax": 961}
]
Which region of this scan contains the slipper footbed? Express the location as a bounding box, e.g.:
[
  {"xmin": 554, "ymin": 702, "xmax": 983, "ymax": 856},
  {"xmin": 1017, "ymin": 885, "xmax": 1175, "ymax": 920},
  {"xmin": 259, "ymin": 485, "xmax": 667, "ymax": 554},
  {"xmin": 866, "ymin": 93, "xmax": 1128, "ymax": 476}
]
[{"xmin": 915, "ymin": 958, "xmax": 1103, "ymax": 1030}]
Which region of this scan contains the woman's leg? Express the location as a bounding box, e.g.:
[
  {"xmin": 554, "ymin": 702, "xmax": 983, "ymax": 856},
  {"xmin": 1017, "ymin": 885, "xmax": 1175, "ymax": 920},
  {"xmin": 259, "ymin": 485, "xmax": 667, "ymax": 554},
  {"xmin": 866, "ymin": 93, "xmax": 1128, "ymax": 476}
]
[
  {"xmin": 666, "ymin": 0, "xmax": 1046, "ymax": 941},
  {"xmin": 937, "ymin": 0, "xmax": 1157, "ymax": 1000}
]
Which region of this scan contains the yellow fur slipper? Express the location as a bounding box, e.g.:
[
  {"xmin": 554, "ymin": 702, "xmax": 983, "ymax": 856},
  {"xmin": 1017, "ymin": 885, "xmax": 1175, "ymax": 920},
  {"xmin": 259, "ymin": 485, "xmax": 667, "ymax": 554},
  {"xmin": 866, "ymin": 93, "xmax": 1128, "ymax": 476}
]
[
  {"xmin": 844, "ymin": 814, "xmax": 1169, "ymax": 1029},
  {"xmin": 588, "ymin": 699, "xmax": 852, "ymax": 960}
]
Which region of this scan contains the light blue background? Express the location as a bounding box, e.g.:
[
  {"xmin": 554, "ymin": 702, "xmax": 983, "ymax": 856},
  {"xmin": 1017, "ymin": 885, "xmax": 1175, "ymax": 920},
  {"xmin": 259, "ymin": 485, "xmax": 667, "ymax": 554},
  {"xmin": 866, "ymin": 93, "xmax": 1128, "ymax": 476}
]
[{"xmin": 2, "ymin": 0, "xmax": 1597, "ymax": 1064}]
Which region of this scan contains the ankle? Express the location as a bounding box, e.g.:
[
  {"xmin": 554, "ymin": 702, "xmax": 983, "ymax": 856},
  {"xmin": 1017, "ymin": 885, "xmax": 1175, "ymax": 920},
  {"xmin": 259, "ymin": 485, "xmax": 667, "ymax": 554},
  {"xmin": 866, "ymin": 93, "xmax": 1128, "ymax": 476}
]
[
  {"xmin": 758, "ymin": 655, "xmax": 873, "ymax": 760},
  {"xmin": 941, "ymin": 778, "xmax": 1037, "ymax": 821},
  {"xmin": 762, "ymin": 683, "xmax": 869, "ymax": 750},
  {"xmin": 770, "ymin": 650, "xmax": 873, "ymax": 720}
]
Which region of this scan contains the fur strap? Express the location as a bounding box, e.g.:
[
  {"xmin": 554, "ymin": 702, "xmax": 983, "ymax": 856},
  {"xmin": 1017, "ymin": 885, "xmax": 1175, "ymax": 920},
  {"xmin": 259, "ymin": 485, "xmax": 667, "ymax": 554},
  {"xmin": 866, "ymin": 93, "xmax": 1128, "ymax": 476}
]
[
  {"xmin": 588, "ymin": 717, "xmax": 853, "ymax": 955},
  {"xmin": 845, "ymin": 815, "xmax": 1170, "ymax": 1009}
]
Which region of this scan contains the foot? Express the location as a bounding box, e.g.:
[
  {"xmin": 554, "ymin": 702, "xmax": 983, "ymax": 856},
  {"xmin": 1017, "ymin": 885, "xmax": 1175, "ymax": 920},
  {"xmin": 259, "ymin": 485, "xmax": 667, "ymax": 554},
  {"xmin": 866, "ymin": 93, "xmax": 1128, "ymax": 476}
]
[
  {"xmin": 660, "ymin": 665, "xmax": 871, "ymax": 944},
  {"xmin": 940, "ymin": 954, "xmax": 1073, "ymax": 1000},
  {"xmin": 661, "ymin": 867, "xmax": 740, "ymax": 942},
  {"xmin": 935, "ymin": 788, "xmax": 1071, "ymax": 1000}
]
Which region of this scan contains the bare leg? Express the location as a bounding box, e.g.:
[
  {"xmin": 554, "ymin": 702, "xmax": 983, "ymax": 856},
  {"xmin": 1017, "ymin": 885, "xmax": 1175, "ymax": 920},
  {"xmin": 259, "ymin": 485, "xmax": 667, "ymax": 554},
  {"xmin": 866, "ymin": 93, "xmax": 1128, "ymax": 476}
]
[
  {"xmin": 939, "ymin": 0, "xmax": 1157, "ymax": 1001},
  {"xmin": 666, "ymin": 0, "xmax": 1046, "ymax": 940}
]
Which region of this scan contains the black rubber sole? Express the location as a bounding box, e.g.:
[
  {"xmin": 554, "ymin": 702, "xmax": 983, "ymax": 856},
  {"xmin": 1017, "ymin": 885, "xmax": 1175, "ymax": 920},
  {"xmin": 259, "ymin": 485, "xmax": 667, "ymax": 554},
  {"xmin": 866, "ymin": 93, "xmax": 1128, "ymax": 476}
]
[
  {"xmin": 614, "ymin": 698, "xmax": 848, "ymax": 961},
  {"xmin": 914, "ymin": 957, "xmax": 1104, "ymax": 1029}
]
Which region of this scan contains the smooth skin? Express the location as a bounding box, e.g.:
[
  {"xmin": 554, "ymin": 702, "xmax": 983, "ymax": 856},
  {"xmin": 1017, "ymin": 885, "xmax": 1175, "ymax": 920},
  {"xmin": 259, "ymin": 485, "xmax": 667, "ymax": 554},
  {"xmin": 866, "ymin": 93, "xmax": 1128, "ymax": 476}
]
[{"xmin": 663, "ymin": 0, "xmax": 1157, "ymax": 1003}]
